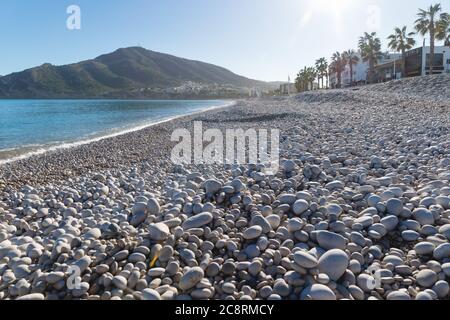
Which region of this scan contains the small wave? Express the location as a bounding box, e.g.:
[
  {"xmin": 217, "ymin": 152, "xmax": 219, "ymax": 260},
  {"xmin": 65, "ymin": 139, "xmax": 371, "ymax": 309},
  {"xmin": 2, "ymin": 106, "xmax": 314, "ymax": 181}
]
[{"xmin": 0, "ymin": 100, "xmax": 235, "ymax": 166}]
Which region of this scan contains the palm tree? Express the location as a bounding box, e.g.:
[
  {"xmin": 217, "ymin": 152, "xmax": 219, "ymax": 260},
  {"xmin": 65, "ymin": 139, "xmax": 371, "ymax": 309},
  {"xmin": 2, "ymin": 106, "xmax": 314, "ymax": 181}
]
[
  {"xmin": 359, "ymin": 32, "xmax": 383, "ymax": 83},
  {"xmin": 295, "ymin": 67, "xmax": 308, "ymax": 92},
  {"xmin": 437, "ymin": 12, "xmax": 450, "ymax": 46},
  {"xmin": 342, "ymin": 49, "xmax": 360, "ymax": 86},
  {"xmin": 315, "ymin": 57, "xmax": 328, "ymax": 89},
  {"xmin": 307, "ymin": 67, "xmax": 317, "ymax": 90},
  {"xmin": 330, "ymin": 52, "xmax": 345, "ymax": 88},
  {"xmin": 387, "ymin": 26, "xmax": 416, "ymax": 77},
  {"xmin": 415, "ymin": 4, "xmax": 443, "ymax": 74},
  {"xmin": 296, "ymin": 67, "xmax": 318, "ymax": 92}
]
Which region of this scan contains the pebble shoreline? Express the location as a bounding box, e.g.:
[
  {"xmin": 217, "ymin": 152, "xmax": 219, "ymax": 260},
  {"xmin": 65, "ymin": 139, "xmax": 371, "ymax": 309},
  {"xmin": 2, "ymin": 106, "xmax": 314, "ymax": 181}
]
[{"xmin": 0, "ymin": 74, "xmax": 450, "ymax": 300}]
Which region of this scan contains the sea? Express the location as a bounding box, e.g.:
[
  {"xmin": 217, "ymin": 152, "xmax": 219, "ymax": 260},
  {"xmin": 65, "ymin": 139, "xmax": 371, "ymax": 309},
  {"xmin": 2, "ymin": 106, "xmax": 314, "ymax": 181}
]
[{"xmin": 0, "ymin": 99, "xmax": 232, "ymax": 164}]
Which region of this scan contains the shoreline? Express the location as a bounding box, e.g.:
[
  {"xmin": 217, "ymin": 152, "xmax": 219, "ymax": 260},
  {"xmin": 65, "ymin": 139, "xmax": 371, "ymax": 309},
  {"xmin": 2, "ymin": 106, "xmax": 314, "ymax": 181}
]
[{"xmin": 0, "ymin": 100, "xmax": 236, "ymax": 166}]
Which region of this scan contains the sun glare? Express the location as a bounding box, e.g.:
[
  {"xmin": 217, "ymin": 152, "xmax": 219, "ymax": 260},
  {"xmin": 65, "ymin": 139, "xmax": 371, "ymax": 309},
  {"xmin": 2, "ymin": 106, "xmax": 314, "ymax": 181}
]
[{"xmin": 308, "ymin": 0, "xmax": 353, "ymax": 15}]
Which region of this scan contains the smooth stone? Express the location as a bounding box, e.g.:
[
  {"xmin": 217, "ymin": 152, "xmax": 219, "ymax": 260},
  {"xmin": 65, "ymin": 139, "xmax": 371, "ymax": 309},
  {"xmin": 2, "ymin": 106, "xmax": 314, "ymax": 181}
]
[
  {"xmin": 416, "ymin": 269, "xmax": 438, "ymax": 288},
  {"xmin": 432, "ymin": 280, "xmax": 450, "ymax": 298},
  {"xmin": 147, "ymin": 198, "xmax": 161, "ymax": 215},
  {"xmin": 300, "ymin": 284, "xmax": 336, "ymax": 300},
  {"xmin": 16, "ymin": 293, "xmax": 45, "ymax": 300},
  {"xmin": 46, "ymin": 272, "xmax": 65, "ymax": 284},
  {"xmin": 383, "ymin": 255, "xmax": 403, "ymax": 267},
  {"xmin": 179, "ymin": 267, "xmax": 204, "ymax": 291},
  {"xmin": 243, "ymin": 226, "xmax": 263, "ymax": 240},
  {"xmin": 292, "ymin": 200, "xmax": 309, "ymax": 215},
  {"xmin": 148, "ymin": 223, "xmax": 170, "ymax": 241},
  {"xmin": 439, "ymin": 224, "xmax": 450, "ymax": 240},
  {"xmin": 386, "ymin": 291, "xmax": 411, "ymax": 300},
  {"xmin": 316, "ymin": 231, "xmax": 346, "ymax": 250},
  {"xmin": 416, "ymin": 292, "xmax": 433, "ymax": 300},
  {"xmin": 112, "ymin": 276, "xmax": 128, "ymax": 290},
  {"xmin": 433, "ymin": 243, "xmax": 450, "ymax": 260},
  {"xmin": 273, "ymin": 279, "xmax": 290, "ymax": 297},
  {"xmin": 414, "ymin": 242, "xmax": 435, "ymax": 255},
  {"xmin": 141, "ymin": 288, "xmax": 162, "ymax": 300},
  {"xmin": 250, "ymin": 215, "xmax": 271, "ymax": 233},
  {"xmin": 266, "ymin": 215, "xmax": 281, "ymax": 229},
  {"xmin": 357, "ymin": 274, "xmax": 377, "ymax": 292},
  {"xmin": 130, "ymin": 210, "xmax": 148, "ymax": 227},
  {"xmin": 128, "ymin": 252, "xmax": 146, "ymax": 263},
  {"xmin": 380, "ymin": 215, "xmax": 399, "ymax": 231},
  {"xmin": 204, "ymin": 180, "xmax": 222, "ymax": 194},
  {"xmin": 318, "ymin": 249, "xmax": 349, "ymax": 281},
  {"xmin": 293, "ymin": 251, "xmax": 318, "ymax": 269},
  {"xmin": 402, "ymin": 230, "xmax": 420, "ymax": 242},
  {"xmin": 386, "ymin": 199, "xmax": 403, "ymax": 216},
  {"xmin": 114, "ymin": 250, "xmax": 129, "ymax": 261},
  {"xmin": 182, "ymin": 212, "xmax": 213, "ymax": 230},
  {"xmin": 325, "ymin": 181, "xmax": 344, "ymax": 191},
  {"xmin": 326, "ymin": 204, "xmax": 343, "ymax": 218},
  {"xmin": 442, "ymin": 263, "xmax": 450, "ymax": 277},
  {"xmin": 413, "ymin": 208, "xmax": 434, "ymax": 226},
  {"xmin": 85, "ymin": 228, "xmax": 101, "ymax": 240}
]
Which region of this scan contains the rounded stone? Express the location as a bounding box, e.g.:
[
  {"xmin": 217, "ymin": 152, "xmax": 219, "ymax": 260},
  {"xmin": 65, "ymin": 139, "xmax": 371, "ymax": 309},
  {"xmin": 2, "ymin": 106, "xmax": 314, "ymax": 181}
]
[
  {"xmin": 147, "ymin": 198, "xmax": 161, "ymax": 215},
  {"xmin": 412, "ymin": 208, "xmax": 434, "ymax": 226},
  {"xmin": 386, "ymin": 291, "xmax": 411, "ymax": 300},
  {"xmin": 416, "ymin": 269, "xmax": 438, "ymax": 288},
  {"xmin": 112, "ymin": 276, "xmax": 128, "ymax": 290},
  {"xmin": 316, "ymin": 231, "xmax": 346, "ymax": 250},
  {"xmin": 243, "ymin": 226, "xmax": 263, "ymax": 240},
  {"xmin": 148, "ymin": 223, "xmax": 170, "ymax": 241},
  {"xmin": 414, "ymin": 242, "xmax": 435, "ymax": 255},
  {"xmin": 317, "ymin": 249, "xmax": 349, "ymax": 281},
  {"xmin": 386, "ymin": 199, "xmax": 403, "ymax": 216},
  {"xmin": 179, "ymin": 267, "xmax": 204, "ymax": 291},
  {"xmin": 16, "ymin": 293, "xmax": 45, "ymax": 300},
  {"xmin": 433, "ymin": 243, "xmax": 450, "ymax": 260},
  {"xmin": 141, "ymin": 288, "xmax": 162, "ymax": 300},
  {"xmin": 182, "ymin": 212, "xmax": 213, "ymax": 230},
  {"xmin": 293, "ymin": 251, "xmax": 318, "ymax": 269},
  {"xmin": 432, "ymin": 280, "xmax": 450, "ymax": 298},
  {"xmin": 402, "ymin": 230, "xmax": 420, "ymax": 242},
  {"xmin": 293, "ymin": 200, "xmax": 309, "ymax": 215},
  {"xmin": 300, "ymin": 284, "xmax": 336, "ymax": 300}
]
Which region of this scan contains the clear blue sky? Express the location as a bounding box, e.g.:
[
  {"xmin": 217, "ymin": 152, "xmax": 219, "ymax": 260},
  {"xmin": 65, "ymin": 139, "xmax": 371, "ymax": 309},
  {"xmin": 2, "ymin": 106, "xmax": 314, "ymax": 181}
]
[{"xmin": 0, "ymin": 0, "xmax": 448, "ymax": 81}]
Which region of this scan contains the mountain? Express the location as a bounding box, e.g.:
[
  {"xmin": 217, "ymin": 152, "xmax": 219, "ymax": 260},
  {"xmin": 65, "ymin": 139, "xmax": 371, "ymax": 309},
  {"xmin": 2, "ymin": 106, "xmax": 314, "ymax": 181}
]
[{"xmin": 0, "ymin": 47, "xmax": 270, "ymax": 99}]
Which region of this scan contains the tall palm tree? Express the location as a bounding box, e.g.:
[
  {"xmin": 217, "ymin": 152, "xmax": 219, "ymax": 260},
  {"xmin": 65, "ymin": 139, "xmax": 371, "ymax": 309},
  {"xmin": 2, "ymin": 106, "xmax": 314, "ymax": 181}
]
[
  {"xmin": 437, "ymin": 12, "xmax": 450, "ymax": 46},
  {"xmin": 330, "ymin": 52, "xmax": 345, "ymax": 88},
  {"xmin": 315, "ymin": 57, "xmax": 328, "ymax": 89},
  {"xmin": 387, "ymin": 26, "xmax": 416, "ymax": 77},
  {"xmin": 415, "ymin": 4, "xmax": 443, "ymax": 74},
  {"xmin": 359, "ymin": 32, "xmax": 383, "ymax": 83},
  {"xmin": 307, "ymin": 67, "xmax": 317, "ymax": 90},
  {"xmin": 342, "ymin": 49, "xmax": 360, "ymax": 86}
]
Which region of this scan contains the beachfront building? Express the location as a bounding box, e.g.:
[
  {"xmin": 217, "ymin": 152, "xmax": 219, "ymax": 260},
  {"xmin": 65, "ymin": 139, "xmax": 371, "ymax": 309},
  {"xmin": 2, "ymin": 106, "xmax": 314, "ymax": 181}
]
[
  {"xmin": 373, "ymin": 53, "xmax": 402, "ymax": 82},
  {"xmin": 341, "ymin": 55, "xmax": 369, "ymax": 87},
  {"xmin": 404, "ymin": 45, "xmax": 450, "ymax": 77},
  {"xmin": 329, "ymin": 55, "xmax": 369, "ymax": 88}
]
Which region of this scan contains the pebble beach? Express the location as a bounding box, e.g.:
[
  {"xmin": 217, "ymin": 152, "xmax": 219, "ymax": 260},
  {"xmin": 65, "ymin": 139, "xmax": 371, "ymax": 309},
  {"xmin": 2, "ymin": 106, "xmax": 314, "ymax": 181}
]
[{"xmin": 1, "ymin": 74, "xmax": 450, "ymax": 300}]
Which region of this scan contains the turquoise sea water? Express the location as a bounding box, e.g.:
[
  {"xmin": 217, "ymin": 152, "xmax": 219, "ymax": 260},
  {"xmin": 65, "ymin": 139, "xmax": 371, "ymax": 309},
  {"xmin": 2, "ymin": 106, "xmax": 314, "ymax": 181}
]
[{"xmin": 0, "ymin": 99, "xmax": 230, "ymax": 163}]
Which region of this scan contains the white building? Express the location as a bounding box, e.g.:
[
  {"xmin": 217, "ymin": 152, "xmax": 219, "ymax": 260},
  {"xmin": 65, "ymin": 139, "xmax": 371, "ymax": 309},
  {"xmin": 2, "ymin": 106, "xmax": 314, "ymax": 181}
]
[
  {"xmin": 404, "ymin": 45, "xmax": 450, "ymax": 77},
  {"xmin": 330, "ymin": 47, "xmax": 450, "ymax": 87},
  {"xmin": 341, "ymin": 54, "xmax": 369, "ymax": 87}
]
